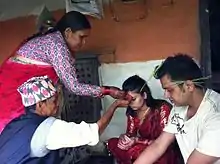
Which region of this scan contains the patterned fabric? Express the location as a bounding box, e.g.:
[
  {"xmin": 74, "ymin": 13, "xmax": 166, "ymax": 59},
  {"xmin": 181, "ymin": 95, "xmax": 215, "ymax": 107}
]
[
  {"xmin": 107, "ymin": 100, "xmax": 182, "ymax": 164},
  {"xmin": 17, "ymin": 76, "xmax": 57, "ymax": 107},
  {"xmin": 17, "ymin": 31, "xmax": 102, "ymax": 97},
  {"xmin": 0, "ymin": 60, "xmax": 58, "ymax": 134}
]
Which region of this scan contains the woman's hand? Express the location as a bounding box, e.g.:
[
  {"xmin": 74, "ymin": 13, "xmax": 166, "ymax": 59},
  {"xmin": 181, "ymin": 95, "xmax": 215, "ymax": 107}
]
[
  {"xmin": 101, "ymin": 86, "xmax": 133, "ymax": 101},
  {"xmin": 107, "ymin": 86, "xmax": 126, "ymax": 99},
  {"xmin": 117, "ymin": 134, "xmax": 136, "ymax": 150}
]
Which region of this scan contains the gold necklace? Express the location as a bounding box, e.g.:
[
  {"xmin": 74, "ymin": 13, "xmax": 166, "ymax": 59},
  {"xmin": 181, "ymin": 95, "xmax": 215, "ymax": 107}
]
[{"xmin": 138, "ymin": 107, "xmax": 150, "ymax": 121}]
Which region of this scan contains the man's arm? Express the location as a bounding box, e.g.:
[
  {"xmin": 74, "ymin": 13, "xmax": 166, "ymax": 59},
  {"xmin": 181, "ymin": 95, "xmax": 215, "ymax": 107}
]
[
  {"xmin": 97, "ymin": 100, "xmax": 122, "ymax": 134},
  {"xmin": 187, "ymin": 113, "xmax": 220, "ymax": 164},
  {"xmin": 134, "ymin": 131, "xmax": 175, "ymax": 164},
  {"xmin": 45, "ymin": 119, "xmax": 99, "ymax": 150},
  {"xmin": 187, "ymin": 150, "xmax": 219, "ymax": 164},
  {"xmin": 45, "ymin": 100, "xmax": 127, "ymax": 150}
]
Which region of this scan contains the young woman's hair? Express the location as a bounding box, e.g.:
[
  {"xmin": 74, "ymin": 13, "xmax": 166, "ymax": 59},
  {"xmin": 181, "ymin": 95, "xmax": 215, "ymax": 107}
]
[{"xmin": 122, "ymin": 75, "xmax": 159, "ymax": 116}]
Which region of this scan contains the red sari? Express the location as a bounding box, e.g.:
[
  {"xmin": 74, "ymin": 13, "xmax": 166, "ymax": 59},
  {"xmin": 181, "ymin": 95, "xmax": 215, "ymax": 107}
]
[
  {"xmin": 0, "ymin": 60, "xmax": 58, "ymax": 133},
  {"xmin": 107, "ymin": 101, "xmax": 182, "ymax": 164}
]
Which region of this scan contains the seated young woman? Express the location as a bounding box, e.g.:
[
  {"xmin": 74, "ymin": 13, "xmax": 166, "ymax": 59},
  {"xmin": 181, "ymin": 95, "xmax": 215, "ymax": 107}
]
[{"xmin": 107, "ymin": 75, "xmax": 183, "ymax": 164}]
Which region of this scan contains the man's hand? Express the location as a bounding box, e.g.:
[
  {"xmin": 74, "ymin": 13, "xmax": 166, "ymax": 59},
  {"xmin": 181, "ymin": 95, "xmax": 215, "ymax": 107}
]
[
  {"xmin": 114, "ymin": 99, "xmax": 130, "ymax": 108},
  {"xmin": 134, "ymin": 132, "xmax": 175, "ymax": 164}
]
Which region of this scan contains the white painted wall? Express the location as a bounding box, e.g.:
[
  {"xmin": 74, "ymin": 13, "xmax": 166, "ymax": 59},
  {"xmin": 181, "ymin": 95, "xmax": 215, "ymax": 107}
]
[{"xmin": 98, "ymin": 60, "xmax": 168, "ymax": 141}]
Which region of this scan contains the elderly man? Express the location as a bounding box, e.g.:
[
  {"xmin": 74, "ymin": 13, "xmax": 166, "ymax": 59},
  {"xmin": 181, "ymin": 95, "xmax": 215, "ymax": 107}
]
[{"xmin": 0, "ymin": 76, "xmax": 127, "ymax": 164}]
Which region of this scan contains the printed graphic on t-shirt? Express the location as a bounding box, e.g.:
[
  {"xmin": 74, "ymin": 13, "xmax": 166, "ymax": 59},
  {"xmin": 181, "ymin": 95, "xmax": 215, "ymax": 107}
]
[{"xmin": 171, "ymin": 113, "xmax": 186, "ymax": 134}]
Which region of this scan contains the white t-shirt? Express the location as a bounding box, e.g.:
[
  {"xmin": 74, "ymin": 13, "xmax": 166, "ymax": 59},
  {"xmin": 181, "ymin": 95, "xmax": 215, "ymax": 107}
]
[
  {"xmin": 30, "ymin": 118, "xmax": 99, "ymax": 157},
  {"xmin": 164, "ymin": 89, "xmax": 220, "ymax": 163}
]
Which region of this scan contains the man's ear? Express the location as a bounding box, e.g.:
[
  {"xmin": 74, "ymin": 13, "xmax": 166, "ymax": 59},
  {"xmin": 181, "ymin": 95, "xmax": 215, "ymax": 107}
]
[{"xmin": 185, "ymin": 80, "xmax": 195, "ymax": 92}]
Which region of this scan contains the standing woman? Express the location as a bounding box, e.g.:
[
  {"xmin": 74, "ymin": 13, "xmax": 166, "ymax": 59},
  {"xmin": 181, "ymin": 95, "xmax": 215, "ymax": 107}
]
[{"xmin": 0, "ymin": 11, "xmax": 129, "ymax": 133}]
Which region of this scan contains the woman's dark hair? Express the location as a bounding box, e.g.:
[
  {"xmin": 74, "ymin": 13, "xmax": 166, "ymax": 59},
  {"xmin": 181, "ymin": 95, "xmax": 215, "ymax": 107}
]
[
  {"xmin": 31, "ymin": 11, "xmax": 91, "ymax": 39},
  {"xmin": 13, "ymin": 11, "xmax": 91, "ymax": 55},
  {"xmin": 122, "ymin": 75, "xmax": 158, "ymax": 116},
  {"xmin": 55, "ymin": 11, "xmax": 91, "ymax": 34}
]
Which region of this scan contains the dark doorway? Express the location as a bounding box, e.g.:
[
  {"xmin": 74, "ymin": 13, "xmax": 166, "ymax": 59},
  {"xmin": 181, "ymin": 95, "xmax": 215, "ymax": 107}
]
[
  {"xmin": 209, "ymin": 0, "xmax": 220, "ymax": 72},
  {"xmin": 200, "ymin": 0, "xmax": 220, "ymax": 92}
]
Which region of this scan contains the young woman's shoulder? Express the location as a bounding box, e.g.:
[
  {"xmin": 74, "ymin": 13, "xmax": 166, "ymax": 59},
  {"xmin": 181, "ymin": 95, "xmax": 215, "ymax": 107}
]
[{"xmin": 155, "ymin": 99, "xmax": 172, "ymax": 110}]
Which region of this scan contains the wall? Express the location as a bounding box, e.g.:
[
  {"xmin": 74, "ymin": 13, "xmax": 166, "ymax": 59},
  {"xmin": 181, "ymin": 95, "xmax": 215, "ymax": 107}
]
[
  {"xmin": 0, "ymin": 0, "xmax": 199, "ymax": 64},
  {"xmin": 0, "ymin": 0, "xmax": 200, "ymax": 141}
]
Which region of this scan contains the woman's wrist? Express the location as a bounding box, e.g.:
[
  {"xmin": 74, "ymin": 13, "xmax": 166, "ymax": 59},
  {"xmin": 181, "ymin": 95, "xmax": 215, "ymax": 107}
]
[{"xmin": 100, "ymin": 86, "xmax": 111, "ymax": 95}]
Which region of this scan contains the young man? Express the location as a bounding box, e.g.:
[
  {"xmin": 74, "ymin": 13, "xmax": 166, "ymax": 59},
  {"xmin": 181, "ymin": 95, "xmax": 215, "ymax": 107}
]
[
  {"xmin": 134, "ymin": 54, "xmax": 220, "ymax": 164},
  {"xmin": 0, "ymin": 76, "xmax": 128, "ymax": 164}
]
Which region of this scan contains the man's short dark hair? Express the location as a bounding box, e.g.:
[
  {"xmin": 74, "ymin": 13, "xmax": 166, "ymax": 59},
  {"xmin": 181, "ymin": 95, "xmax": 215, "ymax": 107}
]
[{"xmin": 154, "ymin": 53, "xmax": 204, "ymax": 86}]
